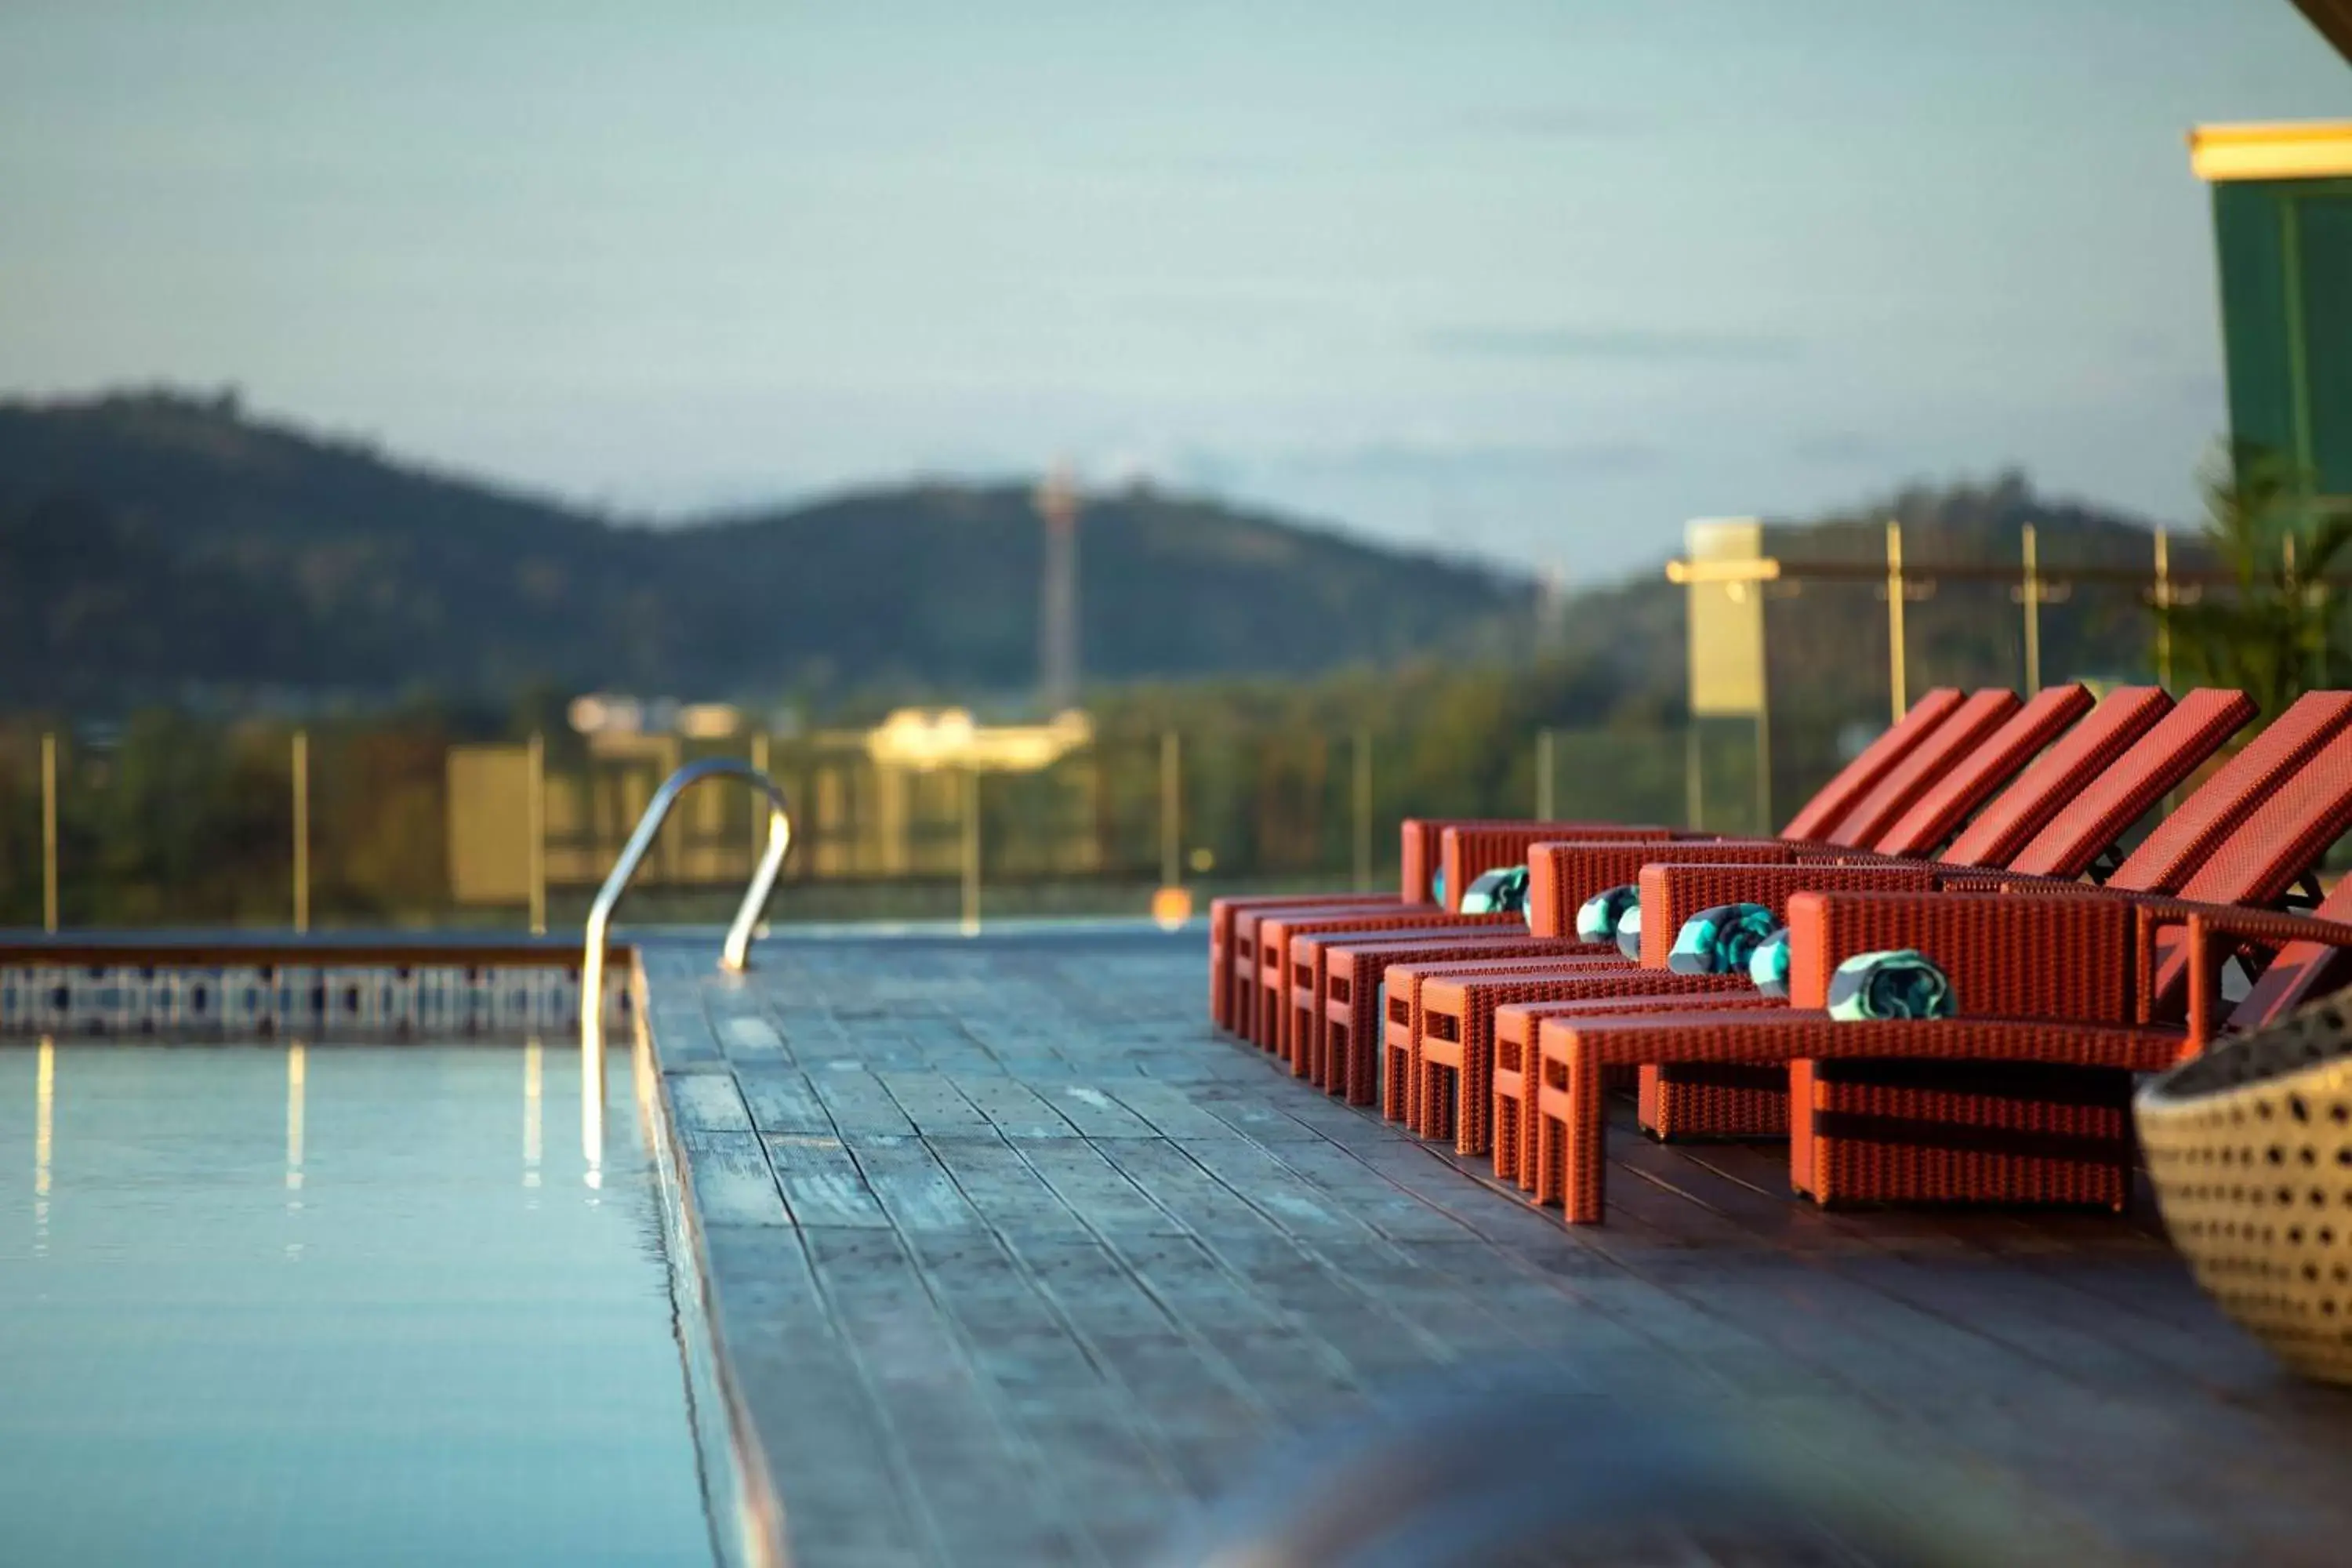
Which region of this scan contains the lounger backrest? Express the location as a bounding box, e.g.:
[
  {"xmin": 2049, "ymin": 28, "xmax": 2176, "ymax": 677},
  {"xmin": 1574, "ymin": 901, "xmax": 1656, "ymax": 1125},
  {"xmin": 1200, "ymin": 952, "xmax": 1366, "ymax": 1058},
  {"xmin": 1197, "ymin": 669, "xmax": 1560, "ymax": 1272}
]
[
  {"xmin": 2233, "ymin": 879, "xmax": 2352, "ymax": 1029},
  {"xmin": 1439, "ymin": 822, "xmax": 1672, "ymax": 915},
  {"xmin": 1777, "ymin": 688, "xmax": 1965, "ymax": 841},
  {"xmin": 2172, "ymin": 724, "xmax": 2352, "ymax": 906},
  {"xmin": 1940, "ymin": 686, "xmax": 2182, "ymax": 869},
  {"xmin": 1873, "ymin": 683, "xmax": 2092, "ymax": 858},
  {"xmin": 1401, "ymin": 817, "xmax": 1668, "ymax": 906},
  {"xmin": 1400, "ymin": 819, "xmax": 1472, "ymax": 904},
  {"xmin": 2108, "ymin": 691, "xmax": 2352, "ymax": 895},
  {"xmin": 2004, "ymin": 691, "xmax": 2258, "ymax": 884},
  {"xmin": 1820, "ymin": 690, "xmax": 2021, "ymax": 848}
]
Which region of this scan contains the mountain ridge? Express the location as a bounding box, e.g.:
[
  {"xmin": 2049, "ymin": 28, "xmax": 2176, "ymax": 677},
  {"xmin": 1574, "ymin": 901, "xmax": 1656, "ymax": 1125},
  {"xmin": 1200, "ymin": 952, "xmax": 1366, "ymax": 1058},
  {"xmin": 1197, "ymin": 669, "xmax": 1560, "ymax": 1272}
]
[
  {"xmin": 0, "ymin": 388, "xmax": 1538, "ymax": 710},
  {"xmin": 0, "ymin": 387, "xmax": 2189, "ymax": 718}
]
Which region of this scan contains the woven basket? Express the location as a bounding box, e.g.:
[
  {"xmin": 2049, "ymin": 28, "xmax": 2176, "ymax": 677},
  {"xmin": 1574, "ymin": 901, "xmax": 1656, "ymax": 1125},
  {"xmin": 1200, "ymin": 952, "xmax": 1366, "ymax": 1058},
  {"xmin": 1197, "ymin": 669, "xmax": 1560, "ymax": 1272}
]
[{"xmin": 2137, "ymin": 990, "xmax": 2352, "ymax": 1384}]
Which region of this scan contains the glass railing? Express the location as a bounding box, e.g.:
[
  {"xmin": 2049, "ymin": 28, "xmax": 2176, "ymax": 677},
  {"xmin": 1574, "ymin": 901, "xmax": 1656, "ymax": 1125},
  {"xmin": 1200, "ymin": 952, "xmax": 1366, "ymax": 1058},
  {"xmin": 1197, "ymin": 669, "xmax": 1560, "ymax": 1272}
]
[{"xmin": 0, "ymin": 717, "xmax": 1769, "ymax": 931}]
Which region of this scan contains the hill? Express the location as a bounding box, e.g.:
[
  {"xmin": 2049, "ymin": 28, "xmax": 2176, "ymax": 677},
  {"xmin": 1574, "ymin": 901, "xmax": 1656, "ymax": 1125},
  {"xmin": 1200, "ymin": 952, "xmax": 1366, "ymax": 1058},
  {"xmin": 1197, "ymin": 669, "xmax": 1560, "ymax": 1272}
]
[
  {"xmin": 0, "ymin": 389, "xmax": 1539, "ymax": 711},
  {"xmin": 0, "ymin": 389, "xmax": 2193, "ymax": 722}
]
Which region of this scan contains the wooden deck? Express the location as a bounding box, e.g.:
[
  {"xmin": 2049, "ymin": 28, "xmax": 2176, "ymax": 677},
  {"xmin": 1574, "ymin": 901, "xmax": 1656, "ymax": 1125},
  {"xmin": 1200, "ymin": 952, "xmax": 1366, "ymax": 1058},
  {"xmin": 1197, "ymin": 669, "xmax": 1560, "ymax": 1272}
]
[{"xmin": 641, "ymin": 927, "xmax": 2352, "ymax": 1568}]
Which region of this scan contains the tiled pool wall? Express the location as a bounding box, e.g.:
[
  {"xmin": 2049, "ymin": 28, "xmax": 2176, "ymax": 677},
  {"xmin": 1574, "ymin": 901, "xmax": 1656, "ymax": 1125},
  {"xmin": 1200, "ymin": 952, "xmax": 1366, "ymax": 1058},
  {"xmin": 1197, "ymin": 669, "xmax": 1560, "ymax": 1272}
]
[{"xmin": 0, "ymin": 962, "xmax": 634, "ymax": 1038}]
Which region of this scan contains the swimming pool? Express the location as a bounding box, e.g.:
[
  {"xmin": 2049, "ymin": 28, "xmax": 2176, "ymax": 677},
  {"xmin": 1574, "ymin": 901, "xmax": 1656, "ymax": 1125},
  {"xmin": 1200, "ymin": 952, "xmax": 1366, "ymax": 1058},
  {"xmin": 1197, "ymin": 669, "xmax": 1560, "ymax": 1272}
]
[{"xmin": 0, "ymin": 1038, "xmax": 720, "ymax": 1567}]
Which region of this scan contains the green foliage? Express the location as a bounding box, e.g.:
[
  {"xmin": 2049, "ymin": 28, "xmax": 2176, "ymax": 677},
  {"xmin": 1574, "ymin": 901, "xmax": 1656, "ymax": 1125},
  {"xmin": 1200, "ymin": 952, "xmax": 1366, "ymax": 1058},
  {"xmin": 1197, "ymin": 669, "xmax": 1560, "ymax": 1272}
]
[
  {"xmin": 2161, "ymin": 442, "xmax": 2352, "ymax": 717},
  {"xmin": 4, "ymin": 712, "xmax": 456, "ymax": 927}
]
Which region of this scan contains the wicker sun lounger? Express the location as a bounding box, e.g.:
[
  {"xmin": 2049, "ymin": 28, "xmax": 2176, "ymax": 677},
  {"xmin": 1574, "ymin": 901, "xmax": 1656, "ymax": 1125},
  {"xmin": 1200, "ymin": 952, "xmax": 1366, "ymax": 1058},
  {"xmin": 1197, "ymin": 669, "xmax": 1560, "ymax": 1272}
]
[
  {"xmin": 1407, "ymin": 688, "xmax": 2257, "ymax": 1154},
  {"xmin": 1218, "ymin": 691, "xmax": 1985, "ymax": 1047},
  {"xmin": 1497, "ymin": 699, "xmax": 2352, "ymax": 1213},
  {"xmin": 1432, "ymin": 688, "xmax": 1984, "ymax": 908},
  {"xmin": 1211, "ymin": 894, "xmax": 1397, "ymax": 1031},
  {"xmin": 1530, "ymin": 879, "xmax": 2352, "ymax": 1223},
  {"xmin": 1339, "ymin": 690, "xmax": 2081, "ymax": 1116},
  {"xmin": 1469, "ymin": 688, "xmax": 2335, "ymax": 1180},
  {"xmin": 1214, "ymin": 815, "xmax": 1684, "ymax": 1037}
]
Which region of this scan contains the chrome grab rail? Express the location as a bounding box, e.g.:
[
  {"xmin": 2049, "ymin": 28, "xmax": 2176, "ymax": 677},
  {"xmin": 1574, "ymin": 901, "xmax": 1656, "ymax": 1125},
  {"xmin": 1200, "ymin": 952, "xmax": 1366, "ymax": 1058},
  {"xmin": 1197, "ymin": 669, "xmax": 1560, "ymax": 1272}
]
[{"xmin": 580, "ymin": 758, "xmax": 794, "ymax": 1052}]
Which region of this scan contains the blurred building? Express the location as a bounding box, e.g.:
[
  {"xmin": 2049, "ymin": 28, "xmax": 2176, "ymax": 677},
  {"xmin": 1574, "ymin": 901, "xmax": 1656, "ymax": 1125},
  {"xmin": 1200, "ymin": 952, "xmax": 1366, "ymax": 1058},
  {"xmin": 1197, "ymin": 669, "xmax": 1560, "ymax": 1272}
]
[
  {"xmin": 445, "ymin": 705, "xmax": 1098, "ymax": 905},
  {"xmin": 2190, "ymin": 118, "xmax": 2352, "ymax": 514}
]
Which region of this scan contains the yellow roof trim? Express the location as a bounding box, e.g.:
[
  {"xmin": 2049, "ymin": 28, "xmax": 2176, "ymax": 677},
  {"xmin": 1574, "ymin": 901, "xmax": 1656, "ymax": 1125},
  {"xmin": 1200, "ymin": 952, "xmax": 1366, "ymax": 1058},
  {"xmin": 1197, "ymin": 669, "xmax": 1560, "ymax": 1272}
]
[{"xmin": 2190, "ymin": 121, "xmax": 2352, "ymax": 183}]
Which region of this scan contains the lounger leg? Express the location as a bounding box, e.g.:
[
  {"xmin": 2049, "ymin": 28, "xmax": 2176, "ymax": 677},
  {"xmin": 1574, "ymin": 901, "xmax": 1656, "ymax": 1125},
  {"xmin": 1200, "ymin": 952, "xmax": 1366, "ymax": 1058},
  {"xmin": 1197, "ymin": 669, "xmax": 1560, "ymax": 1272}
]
[
  {"xmin": 1534, "ymin": 1070, "xmax": 1570, "ymax": 1208},
  {"xmin": 1383, "ymin": 1033, "xmax": 1412, "ymax": 1123},
  {"xmin": 1564, "ymin": 1042, "xmax": 1607, "ymax": 1224},
  {"xmin": 1457, "ymin": 1036, "xmax": 1491, "ymax": 1158},
  {"xmin": 1418, "ymin": 1060, "xmax": 1455, "ymax": 1143},
  {"xmin": 1492, "ymin": 1065, "xmax": 1526, "ymax": 1185}
]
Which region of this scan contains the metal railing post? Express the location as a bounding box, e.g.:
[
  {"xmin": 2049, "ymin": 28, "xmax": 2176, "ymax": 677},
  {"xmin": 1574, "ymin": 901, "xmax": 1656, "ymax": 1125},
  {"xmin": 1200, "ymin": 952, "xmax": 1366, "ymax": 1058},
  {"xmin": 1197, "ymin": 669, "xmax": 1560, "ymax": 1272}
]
[
  {"xmin": 1885, "ymin": 521, "xmax": 1908, "ymax": 722},
  {"xmin": 1683, "ymin": 724, "xmax": 1703, "ymax": 832},
  {"xmin": 292, "ymin": 730, "xmax": 310, "ymax": 934},
  {"xmin": 2151, "ymin": 528, "xmax": 2175, "ymax": 691},
  {"xmin": 40, "ymin": 732, "xmax": 58, "ymax": 934},
  {"xmin": 527, "ymin": 732, "xmax": 547, "ymax": 936},
  {"xmin": 960, "ymin": 768, "xmax": 982, "ymax": 936},
  {"xmin": 1536, "ymin": 729, "xmax": 1556, "ymax": 819},
  {"xmin": 2019, "ymin": 523, "xmax": 2042, "ymax": 698},
  {"xmin": 1351, "ymin": 729, "xmax": 1372, "ymax": 891},
  {"xmin": 1159, "ymin": 731, "xmax": 1181, "ymax": 887}
]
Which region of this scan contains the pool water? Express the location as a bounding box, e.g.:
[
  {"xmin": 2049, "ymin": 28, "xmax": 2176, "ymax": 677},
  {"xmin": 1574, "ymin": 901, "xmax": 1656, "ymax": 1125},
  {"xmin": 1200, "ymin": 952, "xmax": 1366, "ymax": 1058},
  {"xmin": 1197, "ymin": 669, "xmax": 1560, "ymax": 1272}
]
[{"xmin": 0, "ymin": 1040, "xmax": 717, "ymax": 1568}]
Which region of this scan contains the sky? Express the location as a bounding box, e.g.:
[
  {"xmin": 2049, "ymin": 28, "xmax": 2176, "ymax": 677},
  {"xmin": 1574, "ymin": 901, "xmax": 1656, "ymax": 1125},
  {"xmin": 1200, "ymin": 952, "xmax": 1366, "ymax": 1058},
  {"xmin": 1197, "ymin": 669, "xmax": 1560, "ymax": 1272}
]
[{"xmin": 2, "ymin": 1, "xmax": 2348, "ymax": 579}]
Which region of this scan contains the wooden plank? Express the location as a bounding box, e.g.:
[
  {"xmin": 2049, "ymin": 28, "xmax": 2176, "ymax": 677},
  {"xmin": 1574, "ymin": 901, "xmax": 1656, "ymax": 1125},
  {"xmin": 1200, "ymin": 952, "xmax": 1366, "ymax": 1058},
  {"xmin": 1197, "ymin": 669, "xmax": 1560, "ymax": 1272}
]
[
  {"xmin": 811, "ymin": 1068, "xmax": 919, "ymax": 1140},
  {"xmin": 1102, "ymin": 1080, "xmax": 1240, "ymax": 1141},
  {"xmin": 762, "ymin": 1132, "xmax": 891, "ymax": 1229},
  {"xmin": 1017, "ymin": 1140, "xmax": 1185, "ymax": 1236},
  {"xmin": 1256, "ymin": 1138, "xmax": 1479, "ymax": 1244},
  {"xmin": 897, "ymin": 1232, "xmax": 1188, "ymax": 1555},
  {"xmin": 648, "ymin": 1004, "xmax": 723, "ymax": 1065},
  {"xmin": 1178, "ymin": 1135, "xmax": 1363, "ymax": 1238},
  {"xmin": 1005, "ymin": 1233, "xmax": 1273, "ymax": 1497},
  {"xmin": 928, "ymin": 1136, "xmax": 1093, "ymax": 1240},
  {"xmin": 665, "ymin": 1069, "xmax": 753, "ymax": 1133},
  {"xmin": 1039, "ymin": 1083, "xmax": 1159, "ymax": 1139},
  {"xmin": 1180, "ymin": 1087, "xmax": 1329, "ymax": 1143},
  {"xmin": 734, "ymin": 1067, "xmax": 834, "ymax": 1136},
  {"xmin": 1105, "ymin": 1232, "xmax": 1364, "ymax": 1421},
  {"xmin": 853, "ymin": 1134, "xmax": 985, "ymax": 1232},
  {"xmin": 1096, "ymin": 1139, "xmax": 1280, "ymax": 1243},
  {"xmin": 678, "ymin": 1127, "xmax": 789, "ymax": 1225},
  {"xmin": 876, "ymin": 1072, "xmax": 995, "ymax": 1138},
  {"xmin": 803, "ymin": 1227, "xmax": 1088, "ymax": 1565},
  {"xmin": 956, "ymin": 1076, "xmax": 1082, "ymax": 1140},
  {"xmin": 695, "ymin": 1227, "xmax": 936, "ymax": 1564},
  {"xmin": 716, "ymin": 1013, "xmax": 789, "ymax": 1062}
]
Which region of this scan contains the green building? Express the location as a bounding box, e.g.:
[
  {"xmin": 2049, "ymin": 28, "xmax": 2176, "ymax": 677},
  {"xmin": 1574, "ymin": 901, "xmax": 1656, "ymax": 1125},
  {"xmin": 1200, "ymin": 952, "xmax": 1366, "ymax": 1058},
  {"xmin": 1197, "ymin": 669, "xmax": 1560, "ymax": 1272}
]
[{"xmin": 2194, "ymin": 119, "xmax": 2352, "ymax": 515}]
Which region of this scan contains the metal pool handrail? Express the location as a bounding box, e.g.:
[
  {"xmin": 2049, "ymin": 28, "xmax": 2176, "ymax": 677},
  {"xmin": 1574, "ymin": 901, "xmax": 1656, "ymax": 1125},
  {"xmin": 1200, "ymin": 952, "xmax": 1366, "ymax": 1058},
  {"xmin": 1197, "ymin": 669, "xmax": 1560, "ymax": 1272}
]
[{"xmin": 581, "ymin": 758, "xmax": 794, "ymax": 1049}]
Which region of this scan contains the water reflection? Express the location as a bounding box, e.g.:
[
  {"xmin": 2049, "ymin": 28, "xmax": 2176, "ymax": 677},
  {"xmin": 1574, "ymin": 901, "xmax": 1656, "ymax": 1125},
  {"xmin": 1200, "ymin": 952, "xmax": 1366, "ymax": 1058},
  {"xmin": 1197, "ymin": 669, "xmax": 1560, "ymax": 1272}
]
[
  {"xmin": 524, "ymin": 1037, "xmax": 543, "ymax": 1194},
  {"xmin": 583, "ymin": 1029, "xmax": 606, "ymax": 1194},
  {"xmin": 285, "ymin": 1042, "xmax": 306, "ymax": 1196},
  {"xmin": 0, "ymin": 1040, "xmax": 711, "ymax": 1568},
  {"xmin": 33, "ymin": 1036, "xmax": 52, "ymax": 1255}
]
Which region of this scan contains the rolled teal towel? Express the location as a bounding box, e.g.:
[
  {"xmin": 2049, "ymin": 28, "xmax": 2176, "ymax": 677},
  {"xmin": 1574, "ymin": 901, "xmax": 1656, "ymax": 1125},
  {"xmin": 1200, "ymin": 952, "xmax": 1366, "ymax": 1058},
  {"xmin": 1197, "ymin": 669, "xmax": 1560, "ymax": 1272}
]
[
  {"xmin": 1826, "ymin": 949, "xmax": 1955, "ymax": 1021},
  {"xmin": 1748, "ymin": 927, "xmax": 1791, "ymax": 997},
  {"xmin": 1576, "ymin": 884, "xmax": 1639, "ymax": 945},
  {"xmin": 1431, "ymin": 869, "xmax": 1446, "ymax": 909},
  {"xmin": 1615, "ymin": 902, "xmax": 1642, "ymax": 960},
  {"xmin": 1460, "ymin": 865, "xmax": 1530, "ymax": 916},
  {"xmin": 1668, "ymin": 902, "xmax": 1778, "ymax": 975}
]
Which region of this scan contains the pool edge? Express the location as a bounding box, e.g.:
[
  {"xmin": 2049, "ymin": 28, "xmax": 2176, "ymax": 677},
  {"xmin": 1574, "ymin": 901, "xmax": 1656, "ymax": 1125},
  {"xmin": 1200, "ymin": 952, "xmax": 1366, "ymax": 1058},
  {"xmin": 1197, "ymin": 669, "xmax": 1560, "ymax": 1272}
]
[{"xmin": 631, "ymin": 952, "xmax": 795, "ymax": 1568}]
